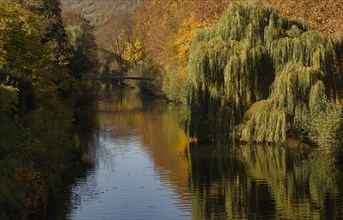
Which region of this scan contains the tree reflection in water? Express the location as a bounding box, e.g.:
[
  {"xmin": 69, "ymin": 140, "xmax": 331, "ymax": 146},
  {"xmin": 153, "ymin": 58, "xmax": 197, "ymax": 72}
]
[{"xmin": 186, "ymin": 143, "xmax": 343, "ymax": 219}]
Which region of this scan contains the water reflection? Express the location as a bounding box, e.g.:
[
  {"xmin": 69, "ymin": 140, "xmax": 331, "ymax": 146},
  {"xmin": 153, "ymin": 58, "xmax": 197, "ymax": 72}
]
[
  {"xmin": 65, "ymin": 85, "xmax": 193, "ymax": 220},
  {"xmin": 187, "ymin": 143, "xmax": 343, "ymax": 219},
  {"xmin": 55, "ymin": 84, "xmax": 343, "ymax": 219}
]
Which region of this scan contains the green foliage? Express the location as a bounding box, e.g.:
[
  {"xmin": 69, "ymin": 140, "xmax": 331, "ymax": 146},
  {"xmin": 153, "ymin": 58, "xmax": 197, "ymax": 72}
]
[
  {"xmin": 0, "ymin": 1, "xmax": 96, "ymax": 218},
  {"xmin": 162, "ymin": 65, "xmax": 189, "ymax": 103},
  {"xmin": 0, "ymin": 85, "xmax": 18, "ymax": 113},
  {"xmin": 240, "ymin": 100, "xmax": 287, "ymax": 143},
  {"xmin": 23, "ymin": 0, "xmax": 69, "ymax": 64},
  {"xmin": 301, "ymin": 95, "xmax": 343, "ymax": 149},
  {"xmin": 0, "ymin": 1, "xmax": 43, "ymax": 73},
  {"xmin": 62, "ymin": 11, "xmax": 99, "ymax": 79},
  {"xmin": 188, "ymin": 2, "xmax": 342, "ymax": 143},
  {"xmin": 66, "ymin": 24, "xmax": 83, "ymax": 50}
]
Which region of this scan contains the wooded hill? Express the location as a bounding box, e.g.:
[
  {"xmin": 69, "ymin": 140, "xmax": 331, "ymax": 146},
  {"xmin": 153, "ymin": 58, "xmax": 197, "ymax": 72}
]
[{"xmin": 61, "ymin": 0, "xmax": 142, "ymax": 64}]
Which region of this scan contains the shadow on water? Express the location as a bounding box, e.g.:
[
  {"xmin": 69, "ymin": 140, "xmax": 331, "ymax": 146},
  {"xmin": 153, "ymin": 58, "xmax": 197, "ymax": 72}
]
[
  {"xmin": 46, "ymin": 84, "xmax": 343, "ymax": 219},
  {"xmin": 40, "ymin": 126, "xmax": 97, "ymax": 220}
]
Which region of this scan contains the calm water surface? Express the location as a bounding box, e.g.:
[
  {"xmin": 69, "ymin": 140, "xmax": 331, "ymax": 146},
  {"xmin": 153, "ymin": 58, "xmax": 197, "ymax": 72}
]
[{"xmin": 58, "ymin": 84, "xmax": 343, "ymax": 219}]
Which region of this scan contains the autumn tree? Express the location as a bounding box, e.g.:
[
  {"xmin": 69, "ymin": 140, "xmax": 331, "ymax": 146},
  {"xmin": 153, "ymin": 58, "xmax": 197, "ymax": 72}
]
[
  {"xmin": 101, "ymin": 6, "xmax": 136, "ymax": 69},
  {"xmin": 0, "ymin": 0, "xmax": 54, "ymax": 111},
  {"xmin": 124, "ymin": 39, "xmax": 145, "ymax": 65},
  {"xmin": 135, "ymin": 0, "xmax": 232, "ymax": 102}
]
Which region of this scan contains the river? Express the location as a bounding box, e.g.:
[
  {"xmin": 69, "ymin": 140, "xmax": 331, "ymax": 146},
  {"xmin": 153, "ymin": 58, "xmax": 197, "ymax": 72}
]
[{"xmin": 50, "ymin": 84, "xmax": 343, "ymax": 219}]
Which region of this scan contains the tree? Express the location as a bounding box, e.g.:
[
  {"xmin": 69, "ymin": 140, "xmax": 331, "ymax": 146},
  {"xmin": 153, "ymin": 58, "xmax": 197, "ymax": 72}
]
[
  {"xmin": 124, "ymin": 39, "xmax": 146, "ymax": 65},
  {"xmin": 187, "ymin": 2, "xmax": 342, "ymax": 143},
  {"xmin": 0, "ymin": 0, "xmax": 51, "ymax": 111},
  {"xmin": 134, "ymin": 0, "xmax": 231, "ymax": 102},
  {"xmin": 62, "ymin": 10, "xmax": 99, "ymax": 79},
  {"xmin": 98, "ymin": 6, "xmax": 136, "ymax": 68},
  {"xmin": 20, "ymin": 0, "xmax": 69, "ymax": 64},
  {"xmin": 0, "ymin": 1, "xmax": 92, "ymax": 218}
]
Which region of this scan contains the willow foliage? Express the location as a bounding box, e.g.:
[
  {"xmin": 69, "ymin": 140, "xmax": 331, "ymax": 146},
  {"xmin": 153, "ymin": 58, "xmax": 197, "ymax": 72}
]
[
  {"xmin": 301, "ymin": 95, "xmax": 343, "ymax": 148},
  {"xmin": 188, "ymin": 2, "xmax": 342, "ymax": 143}
]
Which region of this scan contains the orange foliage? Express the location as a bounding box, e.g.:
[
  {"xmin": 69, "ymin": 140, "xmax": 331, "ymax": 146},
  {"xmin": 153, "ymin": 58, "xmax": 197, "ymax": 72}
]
[
  {"xmin": 261, "ymin": 0, "xmax": 342, "ymax": 37},
  {"xmin": 136, "ymin": 0, "xmax": 342, "ymax": 66},
  {"xmin": 134, "ymin": 0, "xmax": 232, "ymax": 66}
]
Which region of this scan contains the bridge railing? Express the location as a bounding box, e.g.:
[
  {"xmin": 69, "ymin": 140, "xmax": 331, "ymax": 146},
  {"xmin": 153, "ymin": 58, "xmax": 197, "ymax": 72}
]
[{"xmin": 96, "ymin": 76, "xmax": 154, "ymax": 81}]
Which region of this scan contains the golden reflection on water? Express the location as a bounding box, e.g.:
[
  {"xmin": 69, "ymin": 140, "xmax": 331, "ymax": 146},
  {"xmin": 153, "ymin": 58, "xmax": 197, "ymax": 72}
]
[{"xmin": 97, "ymin": 85, "xmax": 193, "ymax": 203}]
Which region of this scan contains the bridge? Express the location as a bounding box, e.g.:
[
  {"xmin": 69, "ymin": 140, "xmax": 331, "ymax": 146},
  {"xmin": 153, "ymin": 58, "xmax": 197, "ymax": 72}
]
[{"xmin": 97, "ymin": 76, "xmax": 154, "ymax": 81}]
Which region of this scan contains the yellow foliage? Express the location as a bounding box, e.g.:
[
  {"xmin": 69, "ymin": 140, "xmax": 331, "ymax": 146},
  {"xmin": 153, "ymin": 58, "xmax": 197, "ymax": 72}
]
[
  {"xmin": 0, "ymin": 0, "xmax": 41, "ymax": 69},
  {"xmin": 160, "ymin": 14, "xmax": 208, "ymax": 102},
  {"xmin": 124, "ymin": 39, "xmax": 145, "ymax": 64},
  {"xmin": 162, "ymin": 65, "xmax": 189, "ymax": 103},
  {"xmin": 135, "ymin": 0, "xmax": 231, "ymax": 102},
  {"xmin": 171, "ymin": 14, "xmax": 207, "ymax": 65}
]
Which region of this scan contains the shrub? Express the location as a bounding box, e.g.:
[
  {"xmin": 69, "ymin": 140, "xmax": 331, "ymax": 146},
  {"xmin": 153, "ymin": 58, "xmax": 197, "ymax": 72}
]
[
  {"xmin": 301, "ymin": 95, "xmax": 343, "ymax": 149},
  {"xmin": 162, "ymin": 65, "xmax": 189, "ymax": 103}
]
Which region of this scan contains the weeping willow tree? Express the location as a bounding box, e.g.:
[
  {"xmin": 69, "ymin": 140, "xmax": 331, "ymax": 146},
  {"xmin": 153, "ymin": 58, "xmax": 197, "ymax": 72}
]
[{"xmin": 188, "ymin": 2, "xmax": 342, "ymax": 143}]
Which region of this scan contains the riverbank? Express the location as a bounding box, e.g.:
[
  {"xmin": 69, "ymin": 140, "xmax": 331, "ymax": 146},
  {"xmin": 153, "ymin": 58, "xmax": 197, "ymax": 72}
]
[{"xmin": 0, "ymin": 82, "xmax": 97, "ymax": 219}]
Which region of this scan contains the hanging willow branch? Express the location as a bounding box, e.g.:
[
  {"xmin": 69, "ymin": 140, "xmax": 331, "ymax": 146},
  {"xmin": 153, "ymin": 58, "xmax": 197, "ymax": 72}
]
[{"xmin": 188, "ymin": 2, "xmax": 342, "ymax": 143}]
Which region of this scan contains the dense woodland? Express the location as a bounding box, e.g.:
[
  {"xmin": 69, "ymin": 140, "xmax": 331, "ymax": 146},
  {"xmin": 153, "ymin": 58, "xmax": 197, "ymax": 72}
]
[
  {"xmin": 0, "ymin": 0, "xmax": 97, "ymax": 218},
  {"xmin": 0, "ymin": 0, "xmax": 342, "ymax": 218}
]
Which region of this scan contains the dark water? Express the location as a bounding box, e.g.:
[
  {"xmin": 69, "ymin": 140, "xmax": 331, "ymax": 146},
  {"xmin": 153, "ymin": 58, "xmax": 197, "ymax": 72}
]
[{"xmin": 54, "ymin": 85, "xmax": 343, "ymax": 219}]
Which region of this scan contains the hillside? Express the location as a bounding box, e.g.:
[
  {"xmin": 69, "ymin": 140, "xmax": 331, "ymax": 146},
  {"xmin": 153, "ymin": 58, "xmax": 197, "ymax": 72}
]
[
  {"xmin": 60, "ymin": 0, "xmax": 142, "ymax": 62},
  {"xmin": 61, "ymin": 0, "xmax": 142, "ymax": 26},
  {"xmin": 61, "ymin": 0, "xmax": 342, "ymax": 37},
  {"xmin": 261, "ymin": 0, "xmax": 342, "ymax": 37}
]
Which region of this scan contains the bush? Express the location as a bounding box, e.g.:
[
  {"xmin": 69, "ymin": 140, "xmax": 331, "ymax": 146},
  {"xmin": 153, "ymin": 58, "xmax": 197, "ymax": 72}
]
[
  {"xmin": 163, "ymin": 65, "xmax": 189, "ymax": 103},
  {"xmin": 301, "ymin": 95, "xmax": 343, "ymax": 149}
]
